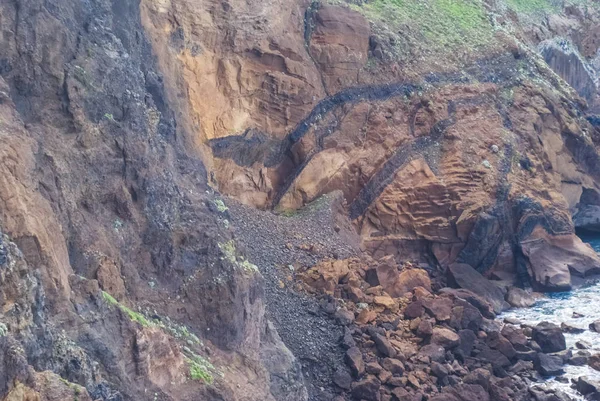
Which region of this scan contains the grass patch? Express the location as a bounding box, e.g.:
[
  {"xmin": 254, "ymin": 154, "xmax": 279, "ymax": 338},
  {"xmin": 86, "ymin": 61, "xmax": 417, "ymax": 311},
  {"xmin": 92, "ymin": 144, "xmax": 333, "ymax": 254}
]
[
  {"xmin": 347, "ymin": 0, "xmax": 494, "ymax": 57},
  {"xmin": 102, "ymin": 291, "xmax": 151, "ymax": 327},
  {"xmin": 505, "ymin": 0, "xmax": 556, "ymax": 13},
  {"xmin": 183, "ymin": 347, "xmax": 218, "ymax": 384}
]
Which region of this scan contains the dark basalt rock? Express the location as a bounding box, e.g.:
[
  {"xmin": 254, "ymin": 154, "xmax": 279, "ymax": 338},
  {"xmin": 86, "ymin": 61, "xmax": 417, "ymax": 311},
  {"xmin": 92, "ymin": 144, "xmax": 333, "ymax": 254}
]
[{"xmin": 532, "ymin": 322, "xmax": 566, "ymax": 353}]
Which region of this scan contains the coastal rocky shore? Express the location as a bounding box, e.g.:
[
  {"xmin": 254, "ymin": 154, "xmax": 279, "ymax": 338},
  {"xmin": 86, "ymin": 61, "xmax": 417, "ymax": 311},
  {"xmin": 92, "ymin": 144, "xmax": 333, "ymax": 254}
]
[{"xmin": 0, "ymin": 0, "xmax": 598, "ymax": 400}]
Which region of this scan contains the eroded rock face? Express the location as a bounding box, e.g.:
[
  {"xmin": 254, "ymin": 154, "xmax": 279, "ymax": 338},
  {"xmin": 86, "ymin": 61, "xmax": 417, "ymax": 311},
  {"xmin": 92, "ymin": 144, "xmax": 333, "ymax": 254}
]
[{"xmin": 0, "ymin": 0, "xmax": 304, "ymax": 400}]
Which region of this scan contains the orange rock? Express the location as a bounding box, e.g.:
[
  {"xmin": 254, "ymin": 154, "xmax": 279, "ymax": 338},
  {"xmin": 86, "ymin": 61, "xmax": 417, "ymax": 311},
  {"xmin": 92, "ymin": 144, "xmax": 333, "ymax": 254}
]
[
  {"xmin": 374, "ymin": 295, "xmax": 396, "ymax": 309},
  {"xmin": 355, "ymin": 308, "xmax": 377, "ymax": 325}
]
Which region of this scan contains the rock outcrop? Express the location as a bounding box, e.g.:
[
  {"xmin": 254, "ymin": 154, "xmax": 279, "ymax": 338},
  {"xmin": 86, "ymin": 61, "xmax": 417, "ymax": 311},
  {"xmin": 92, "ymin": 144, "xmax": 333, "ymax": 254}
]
[{"xmin": 0, "ymin": 0, "xmax": 599, "ymax": 400}]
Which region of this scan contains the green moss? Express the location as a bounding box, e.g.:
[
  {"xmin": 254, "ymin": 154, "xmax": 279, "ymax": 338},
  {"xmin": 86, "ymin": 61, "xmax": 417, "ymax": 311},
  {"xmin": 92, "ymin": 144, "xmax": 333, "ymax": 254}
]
[{"xmin": 101, "ymin": 291, "xmax": 118, "ymax": 306}]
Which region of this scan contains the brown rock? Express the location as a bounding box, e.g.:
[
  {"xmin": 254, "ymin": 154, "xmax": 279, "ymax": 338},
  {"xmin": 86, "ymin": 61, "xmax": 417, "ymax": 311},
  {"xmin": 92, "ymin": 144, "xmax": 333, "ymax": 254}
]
[
  {"xmin": 356, "ymin": 308, "xmax": 378, "ymax": 325},
  {"xmin": 382, "ymin": 358, "xmax": 405, "ymax": 375},
  {"xmin": 416, "ymin": 319, "xmax": 433, "ymax": 337},
  {"xmin": 404, "ymin": 301, "xmax": 424, "ymax": 319},
  {"xmin": 374, "ymin": 295, "xmax": 396, "ymax": 309},
  {"xmin": 422, "ymin": 298, "xmax": 453, "ymax": 322},
  {"xmin": 447, "ymin": 263, "xmax": 508, "ymax": 313},
  {"xmin": 366, "ymin": 361, "xmax": 383, "ymax": 375},
  {"xmin": 376, "ymin": 258, "xmax": 431, "ymax": 298},
  {"xmin": 372, "ymin": 333, "xmax": 397, "ymax": 357},
  {"xmin": 505, "ymin": 287, "xmax": 537, "ymax": 308},
  {"xmin": 351, "ymin": 375, "xmax": 381, "ymax": 401},
  {"xmin": 431, "ymin": 327, "xmax": 460, "ymax": 349},
  {"xmin": 345, "ymin": 347, "xmax": 365, "ymax": 377}
]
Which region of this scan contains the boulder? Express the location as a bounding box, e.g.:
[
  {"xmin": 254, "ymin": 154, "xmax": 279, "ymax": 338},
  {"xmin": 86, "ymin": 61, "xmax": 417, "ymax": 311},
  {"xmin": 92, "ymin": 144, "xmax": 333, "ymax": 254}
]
[
  {"xmin": 376, "ymin": 258, "xmax": 431, "ymax": 297},
  {"xmin": 486, "ymin": 332, "xmax": 516, "ymax": 359},
  {"xmin": 345, "ymin": 347, "xmax": 365, "ymax": 377},
  {"xmin": 431, "ymin": 327, "xmax": 460, "ymax": 349},
  {"xmin": 560, "ymin": 322, "xmax": 585, "ymax": 334},
  {"xmin": 576, "ymin": 376, "xmax": 600, "ymax": 395},
  {"xmin": 590, "ymin": 320, "xmax": 600, "ymax": 332},
  {"xmin": 569, "ymin": 350, "xmax": 590, "ymax": 366},
  {"xmin": 333, "ymin": 367, "xmax": 352, "ymax": 390},
  {"xmin": 419, "ymin": 344, "xmax": 446, "ymax": 363},
  {"xmin": 501, "ymin": 325, "xmax": 527, "ymax": 347},
  {"xmin": 534, "ymin": 353, "xmax": 564, "ymax": 376},
  {"xmin": 382, "ymin": 358, "xmax": 404, "ymax": 375},
  {"xmin": 422, "ymin": 298, "xmax": 453, "ymax": 322},
  {"xmin": 351, "ymin": 375, "xmax": 381, "ymax": 401},
  {"xmin": 576, "ymin": 340, "xmax": 592, "ymax": 349},
  {"xmin": 416, "ymin": 319, "xmax": 433, "ymax": 337},
  {"xmin": 447, "ymin": 263, "xmax": 508, "ymax": 313},
  {"xmin": 372, "ymin": 333, "xmax": 397, "ymax": 357},
  {"xmin": 450, "ymin": 299, "xmax": 483, "ymax": 332},
  {"xmin": 532, "ymin": 322, "xmax": 566, "ymax": 353},
  {"xmin": 430, "ymin": 362, "xmax": 449, "ymax": 379},
  {"xmin": 404, "ymin": 301, "xmax": 424, "ymax": 319},
  {"xmin": 589, "ymin": 353, "xmax": 600, "ymax": 371},
  {"xmin": 506, "ymin": 287, "xmax": 537, "ymax": 308},
  {"xmin": 438, "ymin": 288, "xmax": 495, "ymax": 319}
]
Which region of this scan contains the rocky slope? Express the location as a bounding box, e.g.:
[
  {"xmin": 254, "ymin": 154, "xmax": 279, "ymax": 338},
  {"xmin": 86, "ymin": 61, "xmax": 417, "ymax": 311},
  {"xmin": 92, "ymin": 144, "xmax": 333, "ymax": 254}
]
[{"xmin": 0, "ymin": 0, "xmax": 599, "ymax": 401}]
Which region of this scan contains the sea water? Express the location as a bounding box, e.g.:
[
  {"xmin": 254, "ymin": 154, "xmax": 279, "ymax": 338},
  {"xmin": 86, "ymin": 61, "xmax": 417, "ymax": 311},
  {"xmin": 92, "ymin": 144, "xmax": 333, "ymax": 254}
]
[{"xmin": 500, "ymin": 235, "xmax": 600, "ymax": 400}]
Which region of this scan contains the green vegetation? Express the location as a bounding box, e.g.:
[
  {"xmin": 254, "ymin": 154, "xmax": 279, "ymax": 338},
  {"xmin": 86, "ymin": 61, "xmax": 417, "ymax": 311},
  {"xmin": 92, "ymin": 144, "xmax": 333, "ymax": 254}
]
[
  {"xmin": 218, "ymin": 240, "xmax": 259, "ymax": 273},
  {"xmin": 0, "ymin": 323, "xmax": 7, "ymax": 337},
  {"xmin": 505, "ymin": 0, "xmax": 556, "ymax": 13},
  {"xmin": 104, "ymin": 113, "xmax": 115, "ymax": 121},
  {"xmin": 346, "ymin": 0, "xmax": 494, "ymax": 56},
  {"xmin": 183, "ymin": 347, "xmax": 217, "ymax": 384},
  {"xmin": 212, "ymin": 199, "xmax": 229, "ymax": 213},
  {"xmin": 102, "ymin": 291, "xmax": 151, "ymax": 327}
]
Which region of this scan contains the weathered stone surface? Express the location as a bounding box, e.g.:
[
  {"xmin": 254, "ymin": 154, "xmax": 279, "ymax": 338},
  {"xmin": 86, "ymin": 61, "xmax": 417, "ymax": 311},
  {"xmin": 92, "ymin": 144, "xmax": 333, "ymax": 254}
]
[
  {"xmin": 506, "ymin": 287, "xmax": 537, "ymax": 308},
  {"xmin": 533, "ymin": 322, "xmax": 566, "ymax": 353},
  {"xmin": 447, "ymin": 263, "xmax": 508, "ymax": 313},
  {"xmin": 576, "ymin": 376, "xmax": 600, "ymax": 395},
  {"xmin": 431, "ymin": 328, "xmax": 460, "ymax": 349},
  {"xmin": 346, "ymin": 347, "xmax": 365, "ymax": 377},
  {"xmin": 351, "ymin": 375, "xmax": 381, "ymax": 401},
  {"xmin": 534, "ymin": 353, "xmax": 565, "ymax": 376}
]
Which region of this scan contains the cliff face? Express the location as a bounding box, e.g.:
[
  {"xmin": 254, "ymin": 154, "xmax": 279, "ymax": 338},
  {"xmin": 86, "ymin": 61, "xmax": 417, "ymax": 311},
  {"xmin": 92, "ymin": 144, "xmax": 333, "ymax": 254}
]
[
  {"xmin": 0, "ymin": 0, "xmax": 304, "ymax": 400},
  {"xmin": 140, "ymin": 0, "xmax": 600, "ymax": 291},
  {"xmin": 0, "ymin": 0, "xmax": 599, "ymax": 401}
]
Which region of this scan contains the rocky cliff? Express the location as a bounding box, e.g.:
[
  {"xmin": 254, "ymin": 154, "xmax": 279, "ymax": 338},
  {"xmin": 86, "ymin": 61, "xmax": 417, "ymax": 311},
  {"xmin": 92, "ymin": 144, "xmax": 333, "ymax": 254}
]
[{"xmin": 0, "ymin": 0, "xmax": 598, "ymax": 401}]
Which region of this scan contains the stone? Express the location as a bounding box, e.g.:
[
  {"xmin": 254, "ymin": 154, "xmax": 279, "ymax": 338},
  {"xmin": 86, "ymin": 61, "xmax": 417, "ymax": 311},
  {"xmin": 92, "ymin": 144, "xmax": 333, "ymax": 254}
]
[
  {"xmin": 335, "ymin": 308, "xmax": 355, "ymax": 325},
  {"xmin": 374, "ymin": 295, "xmax": 396, "ymax": 309},
  {"xmin": 351, "ymin": 375, "xmax": 381, "ymax": 401},
  {"xmin": 534, "ymin": 353, "xmax": 564, "ymax": 376},
  {"xmin": 431, "ymin": 327, "xmax": 460, "ymax": 349},
  {"xmin": 560, "ymin": 322, "xmax": 585, "ymax": 334},
  {"xmin": 500, "ymin": 325, "xmax": 527, "ymax": 347},
  {"xmin": 333, "ymin": 367, "xmax": 352, "ymax": 390},
  {"xmin": 576, "ymin": 340, "xmax": 592, "ymax": 349},
  {"xmin": 430, "ymin": 362, "xmax": 449, "ymax": 379},
  {"xmin": 366, "ymin": 361, "xmax": 383, "ymax": 375},
  {"xmin": 447, "ymin": 263, "xmax": 508, "ymax": 313},
  {"xmin": 450, "ymin": 299, "xmax": 483, "ymax": 332},
  {"xmin": 372, "ymin": 333, "xmax": 397, "ymax": 357},
  {"xmin": 345, "ymin": 347, "xmax": 365, "ymax": 377},
  {"xmin": 590, "ymin": 320, "xmax": 600, "ymax": 332},
  {"xmin": 486, "ymin": 331, "xmax": 516, "ymax": 359},
  {"xmin": 404, "ymin": 301, "xmax": 424, "ymax": 319},
  {"xmin": 416, "ymin": 319, "xmax": 433, "ymax": 337},
  {"xmin": 419, "ymin": 344, "xmax": 446, "ymax": 364},
  {"xmin": 589, "ymin": 353, "xmax": 600, "ymax": 371},
  {"xmin": 382, "ymin": 358, "xmax": 404, "ymax": 375},
  {"xmin": 532, "ymin": 322, "xmax": 566, "ymax": 353},
  {"xmin": 505, "ymin": 287, "xmax": 537, "ymax": 308},
  {"xmin": 576, "ymin": 376, "xmax": 600, "ymax": 395},
  {"xmin": 422, "ymin": 298, "xmax": 453, "ymax": 322},
  {"xmin": 568, "ymin": 350, "xmax": 590, "ymax": 366}
]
